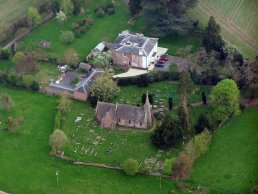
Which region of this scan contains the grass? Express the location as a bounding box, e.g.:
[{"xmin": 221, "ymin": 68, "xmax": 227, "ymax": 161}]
[
  {"xmin": 190, "ymin": 107, "xmax": 258, "ymax": 193},
  {"xmin": 0, "ymin": 0, "xmax": 41, "ymax": 34},
  {"xmin": 190, "ymin": 0, "xmax": 258, "ymax": 59},
  {"xmin": 114, "ymin": 81, "xmax": 211, "ymax": 106},
  {"xmin": 0, "ymin": 86, "xmax": 179, "ymax": 194}
]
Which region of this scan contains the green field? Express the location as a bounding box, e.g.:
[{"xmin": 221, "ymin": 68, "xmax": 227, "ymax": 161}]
[
  {"xmin": 0, "ymin": 0, "xmax": 41, "ymax": 34},
  {"xmin": 190, "ymin": 0, "xmax": 258, "ymax": 59},
  {"xmin": 0, "ymin": 86, "xmax": 180, "ymax": 194},
  {"xmin": 190, "ymin": 107, "xmax": 258, "ymax": 193}
]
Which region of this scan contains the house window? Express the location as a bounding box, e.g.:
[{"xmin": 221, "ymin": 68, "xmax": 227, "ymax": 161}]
[
  {"xmin": 129, "ymin": 120, "xmax": 131, "ymax": 124},
  {"xmin": 140, "ymin": 122, "xmax": 142, "ymax": 126},
  {"xmin": 123, "ymin": 53, "xmax": 126, "ymax": 57},
  {"xmin": 118, "ymin": 119, "xmax": 121, "ymax": 122}
]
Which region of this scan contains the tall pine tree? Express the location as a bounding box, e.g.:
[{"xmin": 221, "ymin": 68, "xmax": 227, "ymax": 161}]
[
  {"xmin": 202, "ymin": 16, "xmax": 225, "ymax": 53},
  {"xmin": 128, "ymin": 0, "xmax": 142, "ymax": 16}
]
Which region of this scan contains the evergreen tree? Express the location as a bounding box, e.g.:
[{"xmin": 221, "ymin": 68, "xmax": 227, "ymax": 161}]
[
  {"xmin": 202, "ymin": 16, "xmax": 225, "ymax": 53},
  {"xmin": 128, "ymin": 0, "xmax": 142, "ymax": 16},
  {"xmin": 202, "ymin": 91, "xmax": 207, "ymax": 104},
  {"xmin": 142, "ymin": 93, "xmax": 146, "ymax": 104},
  {"xmin": 168, "ymin": 97, "xmax": 173, "ymax": 110},
  {"xmin": 143, "ymin": 0, "xmax": 197, "ymax": 37},
  {"xmin": 151, "ymin": 114, "xmax": 182, "ymax": 148}
]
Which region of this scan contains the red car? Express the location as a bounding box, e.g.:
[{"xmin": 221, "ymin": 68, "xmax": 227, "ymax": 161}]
[
  {"xmin": 157, "ymin": 60, "xmax": 165, "ymax": 64},
  {"xmin": 159, "ymin": 57, "xmax": 168, "ymax": 61}
]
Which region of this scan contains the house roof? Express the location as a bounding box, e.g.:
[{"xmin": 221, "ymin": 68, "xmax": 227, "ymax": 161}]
[
  {"xmin": 96, "ymin": 102, "xmax": 146, "ymax": 123},
  {"xmin": 112, "ymin": 30, "xmax": 158, "ymax": 57},
  {"xmin": 49, "ymin": 69, "xmax": 103, "ymax": 94}
]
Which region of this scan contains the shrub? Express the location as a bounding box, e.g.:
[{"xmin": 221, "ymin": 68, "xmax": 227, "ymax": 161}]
[
  {"xmin": 72, "ymin": 22, "xmax": 80, "ymax": 30},
  {"xmin": 74, "ymin": 29, "xmax": 81, "ymax": 38},
  {"xmin": 107, "ymin": 7, "xmax": 115, "ymax": 15},
  {"xmin": 90, "ymin": 96, "xmax": 98, "ymax": 108},
  {"xmin": 86, "ymin": 17, "xmax": 94, "ymax": 25},
  {"xmin": 163, "ymin": 157, "xmax": 175, "ymax": 175},
  {"xmin": 123, "ymin": 158, "xmax": 139, "ymax": 175},
  {"xmin": 60, "ymin": 31, "xmax": 75, "ymax": 44},
  {"xmin": 172, "ymin": 153, "xmax": 192, "ymax": 179},
  {"xmin": 0, "ymin": 48, "xmax": 12, "ymax": 60},
  {"xmin": 78, "ymin": 26, "xmax": 87, "ymax": 34},
  {"xmin": 49, "ymin": 129, "xmax": 68, "ymax": 154},
  {"xmin": 22, "ymin": 74, "xmax": 36, "ymax": 89},
  {"xmin": 96, "ymin": 8, "xmax": 105, "ymax": 17}
]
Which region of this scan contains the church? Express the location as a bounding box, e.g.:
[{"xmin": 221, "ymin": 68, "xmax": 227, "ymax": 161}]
[{"xmin": 95, "ymin": 95, "xmax": 152, "ymax": 129}]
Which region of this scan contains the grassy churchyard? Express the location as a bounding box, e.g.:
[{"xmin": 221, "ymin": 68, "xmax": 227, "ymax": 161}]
[{"xmin": 0, "ymin": 86, "xmax": 179, "ymax": 194}]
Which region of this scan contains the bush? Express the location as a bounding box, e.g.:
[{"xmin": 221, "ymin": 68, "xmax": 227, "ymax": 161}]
[
  {"xmin": 60, "ymin": 31, "xmax": 75, "ymax": 44},
  {"xmin": 78, "ymin": 26, "xmax": 87, "ymax": 34},
  {"xmin": 22, "ymin": 74, "xmax": 36, "ymax": 89},
  {"xmin": 106, "ymin": 7, "xmax": 115, "ymax": 15},
  {"xmin": 0, "ymin": 48, "xmax": 12, "ymax": 60},
  {"xmin": 123, "ymin": 158, "xmax": 139, "ymax": 175},
  {"xmin": 96, "ymin": 8, "xmax": 105, "ymax": 17},
  {"xmin": 172, "ymin": 153, "xmax": 192, "ymax": 179},
  {"xmin": 72, "ymin": 22, "xmax": 80, "ymax": 30},
  {"xmin": 74, "ymin": 29, "xmax": 81, "ymax": 38},
  {"xmin": 163, "ymin": 157, "xmax": 175, "ymax": 175},
  {"xmin": 86, "ymin": 17, "xmax": 94, "ymax": 25}
]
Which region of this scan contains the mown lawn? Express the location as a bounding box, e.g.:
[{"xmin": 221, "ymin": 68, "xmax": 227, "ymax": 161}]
[
  {"xmin": 0, "ymin": 86, "xmax": 178, "ymax": 194},
  {"xmin": 190, "ymin": 107, "xmax": 258, "ymax": 193}
]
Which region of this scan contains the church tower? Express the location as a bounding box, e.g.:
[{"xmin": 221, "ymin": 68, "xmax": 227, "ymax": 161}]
[{"xmin": 144, "ymin": 94, "xmax": 152, "ymax": 125}]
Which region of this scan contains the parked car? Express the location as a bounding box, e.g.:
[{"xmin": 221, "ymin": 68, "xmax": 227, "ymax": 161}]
[
  {"xmin": 157, "ymin": 60, "xmax": 165, "ymax": 64},
  {"xmin": 160, "ymin": 56, "xmax": 168, "ymax": 61},
  {"xmin": 155, "ymin": 63, "xmax": 164, "ymax": 68}
]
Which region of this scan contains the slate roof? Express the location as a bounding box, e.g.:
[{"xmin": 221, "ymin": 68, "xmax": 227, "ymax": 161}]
[
  {"xmin": 96, "ymin": 102, "xmax": 146, "ymax": 123},
  {"xmin": 49, "ymin": 69, "xmax": 103, "ymax": 94},
  {"xmin": 112, "ymin": 30, "xmax": 158, "ymax": 57}
]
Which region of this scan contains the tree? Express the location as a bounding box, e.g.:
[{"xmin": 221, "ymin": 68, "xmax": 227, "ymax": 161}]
[
  {"xmin": 137, "ymin": 74, "xmax": 149, "ymax": 87},
  {"xmin": 211, "ymin": 79, "xmax": 240, "ymax": 122},
  {"xmin": 60, "ymin": 31, "xmax": 75, "ymax": 44},
  {"xmin": 143, "ymin": 0, "xmax": 197, "ymax": 37},
  {"xmin": 168, "ymin": 97, "xmax": 173, "ymax": 110},
  {"xmin": 202, "ymin": 16, "xmax": 225, "ymax": 53},
  {"xmin": 56, "ymin": 11, "xmax": 67, "ymax": 25},
  {"xmin": 59, "ymin": 0, "xmax": 74, "ymax": 16},
  {"xmin": 0, "ymin": 48, "xmax": 11, "ymax": 60},
  {"xmin": 0, "ymin": 95, "xmax": 13, "ymax": 111},
  {"xmin": 90, "ymin": 52, "xmax": 112, "ymax": 69},
  {"xmin": 90, "ymin": 96, "xmax": 98, "ymax": 108},
  {"xmin": 49, "ymin": 129, "xmax": 68, "ymax": 154},
  {"xmin": 202, "ymin": 91, "xmax": 207, "ymax": 104},
  {"xmin": 194, "ymin": 112, "xmax": 214, "ymax": 134},
  {"xmin": 58, "ymin": 94, "xmax": 71, "ymax": 114},
  {"xmin": 123, "ymin": 158, "xmax": 139, "ymax": 175},
  {"xmin": 27, "ymin": 7, "xmax": 42, "ymax": 28},
  {"xmin": 142, "ymin": 93, "xmax": 146, "ymax": 104},
  {"xmin": 178, "ymin": 72, "xmax": 195, "ymax": 97},
  {"xmin": 12, "ymin": 52, "xmax": 25, "ymax": 65},
  {"xmin": 128, "ymin": 0, "xmax": 142, "ymax": 15},
  {"xmin": 151, "ymin": 114, "xmax": 182, "ymax": 148},
  {"xmin": 71, "ymin": 0, "xmax": 84, "ymax": 15},
  {"xmin": 64, "ymin": 48, "xmax": 80, "ymax": 66},
  {"xmin": 91, "ymin": 71, "xmax": 120, "ymax": 101},
  {"xmin": 178, "ymin": 95, "xmax": 191, "ymax": 138}
]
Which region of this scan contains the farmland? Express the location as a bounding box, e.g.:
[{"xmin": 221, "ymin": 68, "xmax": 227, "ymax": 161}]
[
  {"xmin": 190, "ymin": 0, "xmax": 258, "ymax": 59},
  {"xmin": 0, "ymin": 0, "xmax": 41, "ymax": 34}
]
